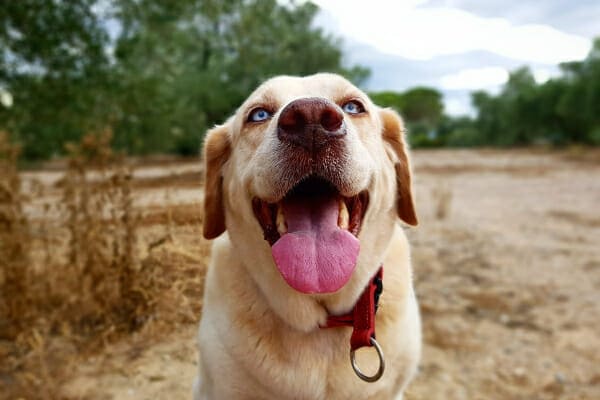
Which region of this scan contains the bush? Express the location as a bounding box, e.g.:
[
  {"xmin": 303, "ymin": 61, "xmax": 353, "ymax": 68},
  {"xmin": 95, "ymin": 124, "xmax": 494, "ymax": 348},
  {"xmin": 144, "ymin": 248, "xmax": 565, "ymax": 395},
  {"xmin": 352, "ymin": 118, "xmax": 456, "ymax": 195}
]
[{"xmin": 446, "ymin": 127, "xmax": 481, "ymax": 147}]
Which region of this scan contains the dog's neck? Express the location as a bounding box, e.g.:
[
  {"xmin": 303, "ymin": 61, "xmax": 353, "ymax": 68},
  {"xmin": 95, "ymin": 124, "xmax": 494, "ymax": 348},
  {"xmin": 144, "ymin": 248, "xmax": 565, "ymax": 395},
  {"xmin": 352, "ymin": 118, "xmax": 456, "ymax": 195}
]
[
  {"xmin": 237, "ymin": 248, "xmax": 384, "ymax": 334},
  {"xmin": 320, "ymin": 267, "xmax": 383, "ymax": 350}
]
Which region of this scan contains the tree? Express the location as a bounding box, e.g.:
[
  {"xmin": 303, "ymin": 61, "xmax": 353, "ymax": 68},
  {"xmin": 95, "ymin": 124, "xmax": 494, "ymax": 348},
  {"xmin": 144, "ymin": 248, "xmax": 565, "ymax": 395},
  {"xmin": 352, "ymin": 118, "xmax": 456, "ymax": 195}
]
[
  {"xmin": 370, "ymin": 87, "xmax": 443, "ymax": 146},
  {"xmin": 556, "ymin": 38, "xmax": 600, "ymax": 144},
  {"xmin": 112, "ymin": 0, "xmax": 369, "ymax": 155},
  {"xmin": 1, "ymin": 0, "xmax": 369, "ymax": 159},
  {"xmin": 0, "ymin": 0, "xmax": 113, "ymax": 159},
  {"xmin": 400, "ymin": 87, "xmax": 444, "ymax": 129},
  {"xmin": 471, "ymin": 39, "xmax": 600, "ymax": 146},
  {"xmin": 370, "ymin": 88, "xmax": 443, "ymax": 127}
]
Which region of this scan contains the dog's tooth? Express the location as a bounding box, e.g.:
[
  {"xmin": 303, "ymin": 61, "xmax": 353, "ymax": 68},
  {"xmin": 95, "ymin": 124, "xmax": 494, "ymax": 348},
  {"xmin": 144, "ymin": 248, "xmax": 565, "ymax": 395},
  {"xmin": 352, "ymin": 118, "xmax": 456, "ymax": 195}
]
[
  {"xmin": 338, "ymin": 199, "xmax": 349, "ymax": 230},
  {"xmin": 276, "ymin": 205, "xmax": 287, "ymax": 235}
]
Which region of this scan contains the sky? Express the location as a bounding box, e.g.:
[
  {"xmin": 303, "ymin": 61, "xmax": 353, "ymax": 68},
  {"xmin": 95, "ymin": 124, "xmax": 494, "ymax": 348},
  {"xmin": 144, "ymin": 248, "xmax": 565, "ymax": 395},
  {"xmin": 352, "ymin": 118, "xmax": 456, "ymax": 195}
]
[{"xmin": 307, "ymin": 0, "xmax": 600, "ymax": 116}]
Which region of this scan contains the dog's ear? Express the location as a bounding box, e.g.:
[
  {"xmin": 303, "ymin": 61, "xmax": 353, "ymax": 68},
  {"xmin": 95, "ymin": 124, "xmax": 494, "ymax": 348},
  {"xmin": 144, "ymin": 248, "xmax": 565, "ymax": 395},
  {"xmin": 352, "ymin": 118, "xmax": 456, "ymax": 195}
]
[
  {"xmin": 203, "ymin": 123, "xmax": 231, "ymax": 239},
  {"xmin": 380, "ymin": 108, "xmax": 418, "ymax": 226}
]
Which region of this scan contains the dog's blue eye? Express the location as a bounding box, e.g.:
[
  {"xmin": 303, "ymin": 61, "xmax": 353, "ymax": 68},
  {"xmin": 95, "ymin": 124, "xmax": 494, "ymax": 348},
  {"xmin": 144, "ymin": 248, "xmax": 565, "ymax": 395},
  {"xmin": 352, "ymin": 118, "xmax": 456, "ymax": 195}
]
[
  {"xmin": 248, "ymin": 108, "xmax": 272, "ymax": 122},
  {"xmin": 342, "ymin": 100, "xmax": 364, "ymax": 115}
]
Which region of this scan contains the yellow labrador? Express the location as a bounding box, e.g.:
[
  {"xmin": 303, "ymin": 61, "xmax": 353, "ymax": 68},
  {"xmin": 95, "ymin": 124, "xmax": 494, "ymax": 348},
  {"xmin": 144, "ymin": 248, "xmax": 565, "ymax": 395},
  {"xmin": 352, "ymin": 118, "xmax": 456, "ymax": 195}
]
[{"xmin": 194, "ymin": 73, "xmax": 420, "ymax": 399}]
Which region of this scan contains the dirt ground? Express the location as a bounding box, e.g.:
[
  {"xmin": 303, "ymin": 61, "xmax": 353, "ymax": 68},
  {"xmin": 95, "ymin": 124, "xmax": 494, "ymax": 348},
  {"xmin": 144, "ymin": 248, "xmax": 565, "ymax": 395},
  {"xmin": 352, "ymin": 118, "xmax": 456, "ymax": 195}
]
[{"xmin": 12, "ymin": 149, "xmax": 600, "ymax": 399}]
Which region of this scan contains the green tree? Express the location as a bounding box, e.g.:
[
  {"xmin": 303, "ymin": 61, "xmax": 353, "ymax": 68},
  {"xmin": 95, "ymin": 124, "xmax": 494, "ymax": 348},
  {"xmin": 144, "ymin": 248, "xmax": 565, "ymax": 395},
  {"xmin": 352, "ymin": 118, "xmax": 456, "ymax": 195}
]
[
  {"xmin": 370, "ymin": 88, "xmax": 443, "ymax": 127},
  {"xmin": 400, "ymin": 87, "xmax": 444, "ymax": 129},
  {"xmin": 556, "ymin": 38, "xmax": 600, "ymax": 144},
  {"xmin": 370, "ymin": 87, "xmax": 443, "ymax": 146},
  {"xmin": 369, "ymin": 91, "xmax": 404, "ymax": 111},
  {"xmin": 437, "ymin": 116, "xmax": 479, "ymax": 147},
  {"xmin": 471, "ymin": 39, "xmax": 600, "ymax": 146},
  {"xmin": 0, "ymin": 0, "xmax": 113, "ymax": 159},
  {"xmin": 111, "ymin": 0, "xmax": 370, "ymax": 155},
  {"xmin": 1, "ymin": 0, "xmax": 369, "ymax": 159}
]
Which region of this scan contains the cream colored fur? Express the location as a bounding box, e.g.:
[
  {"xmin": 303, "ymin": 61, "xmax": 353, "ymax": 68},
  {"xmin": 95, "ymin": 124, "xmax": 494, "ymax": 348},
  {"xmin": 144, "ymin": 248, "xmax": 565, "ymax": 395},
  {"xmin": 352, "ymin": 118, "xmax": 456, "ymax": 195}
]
[{"xmin": 194, "ymin": 73, "xmax": 421, "ymax": 400}]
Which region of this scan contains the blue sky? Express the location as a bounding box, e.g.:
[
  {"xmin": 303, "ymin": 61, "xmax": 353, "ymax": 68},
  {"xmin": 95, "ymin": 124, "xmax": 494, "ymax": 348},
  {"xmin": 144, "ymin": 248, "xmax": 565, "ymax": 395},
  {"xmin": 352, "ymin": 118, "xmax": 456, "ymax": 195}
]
[{"xmin": 306, "ymin": 0, "xmax": 600, "ymax": 115}]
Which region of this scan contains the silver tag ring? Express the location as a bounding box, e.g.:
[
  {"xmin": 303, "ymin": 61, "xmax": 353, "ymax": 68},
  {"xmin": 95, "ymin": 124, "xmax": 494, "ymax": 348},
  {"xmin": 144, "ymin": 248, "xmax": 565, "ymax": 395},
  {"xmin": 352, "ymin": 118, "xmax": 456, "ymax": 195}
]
[{"xmin": 350, "ymin": 337, "xmax": 385, "ymax": 382}]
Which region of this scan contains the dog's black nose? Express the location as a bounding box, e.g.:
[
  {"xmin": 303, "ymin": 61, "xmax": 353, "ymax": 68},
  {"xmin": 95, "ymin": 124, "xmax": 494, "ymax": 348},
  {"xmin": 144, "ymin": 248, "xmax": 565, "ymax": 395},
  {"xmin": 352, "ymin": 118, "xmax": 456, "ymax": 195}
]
[{"xmin": 277, "ymin": 98, "xmax": 345, "ymax": 152}]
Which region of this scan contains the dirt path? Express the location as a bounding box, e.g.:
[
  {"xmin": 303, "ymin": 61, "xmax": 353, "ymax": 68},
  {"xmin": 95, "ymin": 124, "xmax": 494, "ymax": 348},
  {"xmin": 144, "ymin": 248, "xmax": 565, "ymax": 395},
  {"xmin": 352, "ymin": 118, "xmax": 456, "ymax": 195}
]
[
  {"xmin": 60, "ymin": 150, "xmax": 600, "ymax": 399},
  {"xmin": 64, "ymin": 329, "xmax": 199, "ymax": 400}
]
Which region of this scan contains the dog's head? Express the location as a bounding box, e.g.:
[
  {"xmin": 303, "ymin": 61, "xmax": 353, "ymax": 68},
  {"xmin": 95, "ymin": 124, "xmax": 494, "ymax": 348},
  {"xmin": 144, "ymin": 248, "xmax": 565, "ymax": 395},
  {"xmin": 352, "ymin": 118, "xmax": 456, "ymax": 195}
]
[{"xmin": 203, "ymin": 73, "xmax": 416, "ymax": 295}]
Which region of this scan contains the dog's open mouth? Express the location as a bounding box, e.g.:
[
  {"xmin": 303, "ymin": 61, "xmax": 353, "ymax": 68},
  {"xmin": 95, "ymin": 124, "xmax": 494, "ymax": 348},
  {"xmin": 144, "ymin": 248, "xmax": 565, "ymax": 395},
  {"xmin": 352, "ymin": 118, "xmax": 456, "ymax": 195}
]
[{"xmin": 252, "ymin": 176, "xmax": 369, "ymax": 294}]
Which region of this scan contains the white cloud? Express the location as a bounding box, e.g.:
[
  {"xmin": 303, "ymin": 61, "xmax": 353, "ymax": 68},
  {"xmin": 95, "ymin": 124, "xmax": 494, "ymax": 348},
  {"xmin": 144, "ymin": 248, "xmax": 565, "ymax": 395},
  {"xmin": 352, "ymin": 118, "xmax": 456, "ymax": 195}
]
[
  {"xmin": 531, "ymin": 67, "xmax": 560, "ymax": 84},
  {"xmin": 444, "ymin": 97, "xmax": 473, "ymax": 117},
  {"xmin": 439, "ymin": 67, "xmax": 508, "ymax": 90},
  {"xmin": 310, "ymin": 0, "xmax": 591, "ymax": 64}
]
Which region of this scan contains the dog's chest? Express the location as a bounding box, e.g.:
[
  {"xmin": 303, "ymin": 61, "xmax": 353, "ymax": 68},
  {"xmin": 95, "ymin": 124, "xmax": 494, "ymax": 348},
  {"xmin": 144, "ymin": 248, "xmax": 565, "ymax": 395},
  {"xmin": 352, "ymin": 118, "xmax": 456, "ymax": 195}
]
[{"xmin": 224, "ymin": 323, "xmax": 392, "ymax": 399}]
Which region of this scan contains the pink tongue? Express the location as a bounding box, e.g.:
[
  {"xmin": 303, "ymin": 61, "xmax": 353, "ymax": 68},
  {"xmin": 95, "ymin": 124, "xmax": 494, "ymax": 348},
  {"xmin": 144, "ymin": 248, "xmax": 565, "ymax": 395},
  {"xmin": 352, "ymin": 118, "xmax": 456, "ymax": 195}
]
[{"xmin": 271, "ymin": 194, "xmax": 359, "ymax": 294}]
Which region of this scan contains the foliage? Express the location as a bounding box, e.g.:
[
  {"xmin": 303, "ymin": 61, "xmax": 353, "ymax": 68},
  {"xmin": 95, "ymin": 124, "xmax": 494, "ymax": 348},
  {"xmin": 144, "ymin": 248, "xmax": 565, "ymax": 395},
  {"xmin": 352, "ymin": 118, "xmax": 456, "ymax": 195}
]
[
  {"xmin": 370, "ymin": 87, "xmax": 444, "ymax": 147},
  {"xmin": 1, "ymin": 1, "xmax": 599, "ymax": 153},
  {"xmin": 370, "ymin": 87, "xmax": 443, "ymax": 127},
  {"xmin": 0, "ymin": 0, "xmax": 114, "ymax": 159},
  {"xmin": 371, "ymin": 39, "xmax": 600, "ymax": 148},
  {"xmin": 0, "ymin": 0, "xmax": 369, "ymax": 160},
  {"xmin": 437, "ymin": 116, "xmax": 480, "ymax": 147},
  {"xmin": 470, "ymin": 39, "xmax": 600, "ymax": 147}
]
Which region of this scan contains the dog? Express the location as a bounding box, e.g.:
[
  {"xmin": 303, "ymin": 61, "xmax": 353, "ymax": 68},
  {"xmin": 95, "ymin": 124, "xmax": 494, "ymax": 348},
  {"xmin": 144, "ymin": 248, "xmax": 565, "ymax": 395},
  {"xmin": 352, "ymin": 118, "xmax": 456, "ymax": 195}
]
[{"xmin": 194, "ymin": 73, "xmax": 421, "ymax": 399}]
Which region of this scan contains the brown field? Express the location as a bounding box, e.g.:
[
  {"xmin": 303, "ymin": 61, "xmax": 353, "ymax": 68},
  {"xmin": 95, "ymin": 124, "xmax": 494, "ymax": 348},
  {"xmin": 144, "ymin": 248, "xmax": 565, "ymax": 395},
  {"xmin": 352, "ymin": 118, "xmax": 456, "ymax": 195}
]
[{"xmin": 1, "ymin": 146, "xmax": 600, "ymax": 399}]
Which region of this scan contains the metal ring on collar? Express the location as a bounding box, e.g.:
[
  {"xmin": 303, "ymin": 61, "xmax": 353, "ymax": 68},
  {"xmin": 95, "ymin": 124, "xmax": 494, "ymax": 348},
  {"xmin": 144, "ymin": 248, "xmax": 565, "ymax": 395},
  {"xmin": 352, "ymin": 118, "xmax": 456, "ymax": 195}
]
[{"xmin": 350, "ymin": 337, "xmax": 385, "ymax": 382}]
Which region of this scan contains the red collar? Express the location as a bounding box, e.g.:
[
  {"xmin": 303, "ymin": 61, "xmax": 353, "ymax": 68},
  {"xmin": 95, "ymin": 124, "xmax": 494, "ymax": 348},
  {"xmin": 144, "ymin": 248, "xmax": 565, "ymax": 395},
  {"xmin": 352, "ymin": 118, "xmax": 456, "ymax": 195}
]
[{"xmin": 320, "ymin": 267, "xmax": 383, "ymax": 351}]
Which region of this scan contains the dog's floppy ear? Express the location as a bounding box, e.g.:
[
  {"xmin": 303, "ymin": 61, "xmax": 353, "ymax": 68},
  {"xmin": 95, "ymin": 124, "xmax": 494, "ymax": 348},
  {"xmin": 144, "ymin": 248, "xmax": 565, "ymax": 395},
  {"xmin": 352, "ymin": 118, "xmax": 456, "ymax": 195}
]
[
  {"xmin": 380, "ymin": 108, "xmax": 418, "ymax": 226},
  {"xmin": 202, "ymin": 123, "xmax": 231, "ymax": 239}
]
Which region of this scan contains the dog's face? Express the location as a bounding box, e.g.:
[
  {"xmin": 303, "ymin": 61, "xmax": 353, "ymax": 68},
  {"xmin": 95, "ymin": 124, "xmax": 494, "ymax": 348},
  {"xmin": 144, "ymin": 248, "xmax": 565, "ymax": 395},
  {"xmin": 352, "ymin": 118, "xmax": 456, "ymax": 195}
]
[{"xmin": 203, "ymin": 73, "xmax": 416, "ymax": 296}]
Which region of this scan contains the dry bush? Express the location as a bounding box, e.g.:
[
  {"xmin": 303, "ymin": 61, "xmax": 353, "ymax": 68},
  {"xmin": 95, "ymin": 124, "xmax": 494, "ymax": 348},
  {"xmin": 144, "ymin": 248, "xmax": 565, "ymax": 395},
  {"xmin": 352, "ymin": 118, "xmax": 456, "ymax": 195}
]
[
  {"xmin": 0, "ymin": 132, "xmax": 31, "ymax": 338},
  {"xmin": 0, "ymin": 130, "xmax": 141, "ymax": 398},
  {"xmin": 0, "ymin": 130, "xmax": 146, "ymax": 341},
  {"xmin": 58, "ymin": 130, "xmax": 143, "ymax": 336},
  {"xmin": 1, "ymin": 130, "xmax": 206, "ymax": 399},
  {"xmin": 431, "ymin": 183, "xmax": 453, "ymax": 220}
]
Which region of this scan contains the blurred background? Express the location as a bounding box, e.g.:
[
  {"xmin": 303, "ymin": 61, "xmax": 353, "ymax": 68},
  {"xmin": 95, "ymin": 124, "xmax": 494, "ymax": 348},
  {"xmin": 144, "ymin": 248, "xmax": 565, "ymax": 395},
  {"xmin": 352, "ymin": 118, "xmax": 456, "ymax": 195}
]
[{"xmin": 1, "ymin": 1, "xmax": 599, "ymax": 399}]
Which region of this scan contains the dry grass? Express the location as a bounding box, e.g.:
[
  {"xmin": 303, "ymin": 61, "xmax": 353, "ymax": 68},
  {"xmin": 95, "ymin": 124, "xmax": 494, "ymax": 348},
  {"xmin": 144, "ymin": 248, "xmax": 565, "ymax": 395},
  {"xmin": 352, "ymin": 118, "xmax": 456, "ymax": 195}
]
[
  {"xmin": 430, "ymin": 183, "xmax": 453, "ymax": 220},
  {"xmin": 0, "ymin": 132, "xmax": 31, "ymax": 339},
  {"xmin": 0, "ymin": 131, "xmax": 206, "ymax": 399}
]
